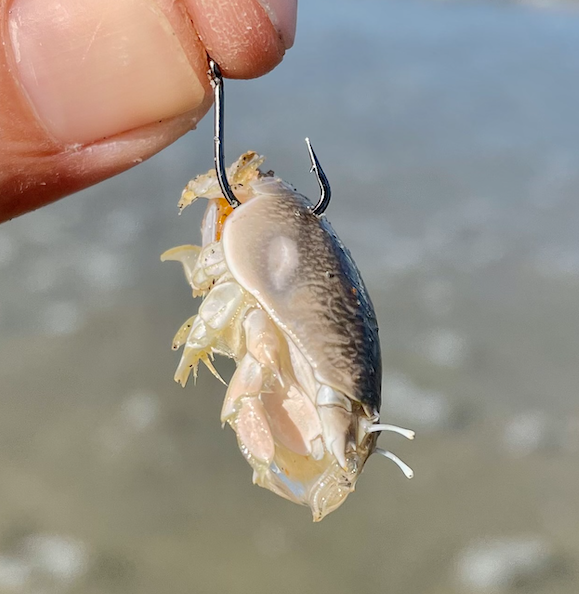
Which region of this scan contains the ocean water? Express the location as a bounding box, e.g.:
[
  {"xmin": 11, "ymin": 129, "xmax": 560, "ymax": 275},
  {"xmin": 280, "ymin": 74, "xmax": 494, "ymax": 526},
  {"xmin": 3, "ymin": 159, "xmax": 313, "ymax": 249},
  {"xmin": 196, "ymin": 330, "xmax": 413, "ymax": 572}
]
[{"xmin": 2, "ymin": 1, "xmax": 579, "ymax": 592}]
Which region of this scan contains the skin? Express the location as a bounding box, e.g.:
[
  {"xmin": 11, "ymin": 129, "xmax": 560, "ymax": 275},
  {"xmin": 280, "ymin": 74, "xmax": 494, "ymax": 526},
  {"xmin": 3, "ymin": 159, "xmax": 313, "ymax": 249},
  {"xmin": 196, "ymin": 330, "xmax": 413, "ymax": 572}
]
[{"xmin": 0, "ymin": 0, "xmax": 294, "ymax": 222}]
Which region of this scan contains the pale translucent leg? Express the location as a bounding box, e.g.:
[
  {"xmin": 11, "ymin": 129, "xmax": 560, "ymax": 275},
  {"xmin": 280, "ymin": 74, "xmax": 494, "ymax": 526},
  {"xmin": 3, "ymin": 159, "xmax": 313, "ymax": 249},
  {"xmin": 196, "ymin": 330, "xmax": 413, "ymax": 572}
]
[
  {"xmin": 214, "ymin": 315, "xmax": 245, "ymax": 359},
  {"xmin": 198, "ymin": 282, "xmax": 244, "ymax": 330},
  {"xmin": 235, "ymin": 398, "xmax": 275, "ymax": 465},
  {"xmin": 319, "ymin": 406, "xmax": 351, "ymax": 469},
  {"xmin": 192, "ymin": 242, "xmax": 230, "ymax": 291},
  {"xmin": 310, "ymin": 436, "xmax": 325, "ymax": 461},
  {"xmin": 171, "ymin": 316, "xmax": 196, "ymax": 351},
  {"xmin": 221, "ymin": 354, "xmax": 263, "ymax": 422},
  {"xmin": 226, "ymin": 308, "xmax": 325, "ymax": 458},
  {"xmin": 174, "ymin": 319, "xmax": 225, "ymax": 386},
  {"xmin": 243, "ymin": 309, "xmax": 282, "ymax": 381},
  {"xmin": 316, "ymin": 385, "xmax": 354, "ymax": 469},
  {"xmin": 174, "ymin": 282, "xmax": 244, "ymax": 386},
  {"xmin": 201, "ymin": 200, "xmax": 218, "ymax": 246},
  {"xmin": 174, "ymin": 316, "xmax": 208, "ymax": 386},
  {"xmin": 242, "ymin": 308, "xmax": 327, "ymax": 458},
  {"xmin": 261, "ymin": 384, "xmax": 322, "ymax": 457}
]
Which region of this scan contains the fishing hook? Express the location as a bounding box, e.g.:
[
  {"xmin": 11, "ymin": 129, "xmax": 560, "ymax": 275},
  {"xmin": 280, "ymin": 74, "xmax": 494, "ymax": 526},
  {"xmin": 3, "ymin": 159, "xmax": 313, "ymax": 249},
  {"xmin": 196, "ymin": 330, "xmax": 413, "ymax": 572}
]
[
  {"xmin": 208, "ymin": 59, "xmax": 332, "ymax": 215},
  {"xmin": 209, "ymin": 59, "xmax": 241, "ymax": 208}
]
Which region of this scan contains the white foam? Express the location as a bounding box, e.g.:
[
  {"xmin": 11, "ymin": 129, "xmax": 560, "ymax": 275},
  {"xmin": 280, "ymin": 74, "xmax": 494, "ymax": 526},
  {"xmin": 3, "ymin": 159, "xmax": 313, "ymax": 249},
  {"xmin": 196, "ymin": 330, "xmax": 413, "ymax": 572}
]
[
  {"xmin": 455, "ymin": 536, "xmax": 554, "ymax": 591},
  {"xmin": 503, "ymin": 410, "xmax": 550, "ymax": 458},
  {"xmin": 0, "ymin": 556, "xmax": 30, "ymax": 589},
  {"xmin": 121, "ymin": 391, "xmax": 159, "ymax": 432},
  {"xmin": 23, "ymin": 534, "xmax": 88, "ymax": 583},
  {"xmin": 41, "ymin": 301, "xmax": 84, "ymax": 336},
  {"xmin": 417, "ymin": 328, "xmax": 469, "ymax": 368},
  {"xmin": 383, "ymin": 372, "xmax": 453, "ymax": 432}
]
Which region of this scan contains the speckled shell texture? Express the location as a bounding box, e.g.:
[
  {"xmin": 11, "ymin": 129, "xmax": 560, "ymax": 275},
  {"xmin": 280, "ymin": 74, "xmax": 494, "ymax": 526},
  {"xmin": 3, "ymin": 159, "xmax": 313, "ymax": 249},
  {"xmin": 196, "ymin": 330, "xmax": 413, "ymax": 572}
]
[{"xmin": 222, "ymin": 192, "xmax": 381, "ymax": 416}]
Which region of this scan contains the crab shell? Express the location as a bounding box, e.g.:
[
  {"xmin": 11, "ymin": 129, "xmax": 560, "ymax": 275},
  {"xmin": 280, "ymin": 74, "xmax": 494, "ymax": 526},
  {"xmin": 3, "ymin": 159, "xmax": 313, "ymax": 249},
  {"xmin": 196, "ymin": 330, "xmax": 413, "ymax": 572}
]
[{"xmin": 162, "ymin": 152, "xmax": 382, "ymax": 521}]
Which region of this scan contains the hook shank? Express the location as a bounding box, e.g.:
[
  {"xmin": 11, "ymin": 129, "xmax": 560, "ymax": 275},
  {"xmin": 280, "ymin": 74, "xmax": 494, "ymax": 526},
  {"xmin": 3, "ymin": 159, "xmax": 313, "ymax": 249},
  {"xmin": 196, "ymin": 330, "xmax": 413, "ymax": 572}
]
[{"xmin": 209, "ymin": 60, "xmax": 241, "ymax": 208}]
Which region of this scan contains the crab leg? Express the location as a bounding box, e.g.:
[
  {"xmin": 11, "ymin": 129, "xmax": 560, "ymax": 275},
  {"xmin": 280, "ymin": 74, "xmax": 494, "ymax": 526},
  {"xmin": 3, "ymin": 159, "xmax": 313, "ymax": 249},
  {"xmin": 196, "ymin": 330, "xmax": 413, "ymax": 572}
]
[
  {"xmin": 175, "ymin": 316, "xmax": 223, "ymax": 386},
  {"xmin": 192, "ymin": 242, "xmax": 230, "ymax": 292},
  {"xmin": 174, "ymin": 281, "xmax": 245, "ymax": 386},
  {"xmin": 316, "ymin": 385, "xmax": 355, "ymax": 469},
  {"xmin": 171, "ymin": 316, "xmax": 196, "ymax": 351},
  {"xmin": 318, "ymin": 406, "xmax": 351, "ymax": 469},
  {"xmin": 235, "ymin": 398, "xmax": 275, "ymax": 465},
  {"xmin": 226, "ymin": 309, "xmax": 327, "ymax": 460},
  {"xmin": 243, "ymin": 309, "xmax": 283, "ymax": 382},
  {"xmin": 261, "ymin": 384, "xmax": 323, "ymax": 457},
  {"xmin": 221, "ymin": 354, "xmax": 263, "ymax": 422}
]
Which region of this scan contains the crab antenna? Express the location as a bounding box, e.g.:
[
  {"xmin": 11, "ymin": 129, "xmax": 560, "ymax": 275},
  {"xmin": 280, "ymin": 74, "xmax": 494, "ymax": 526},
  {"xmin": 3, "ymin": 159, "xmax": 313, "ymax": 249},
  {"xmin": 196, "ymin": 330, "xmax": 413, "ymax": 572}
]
[
  {"xmin": 375, "ymin": 448, "xmax": 414, "ymax": 479},
  {"xmin": 306, "ymin": 138, "xmax": 332, "ymax": 216},
  {"xmin": 208, "ymin": 60, "xmax": 241, "ymax": 208},
  {"xmin": 365, "ymin": 424, "xmax": 416, "ymax": 440}
]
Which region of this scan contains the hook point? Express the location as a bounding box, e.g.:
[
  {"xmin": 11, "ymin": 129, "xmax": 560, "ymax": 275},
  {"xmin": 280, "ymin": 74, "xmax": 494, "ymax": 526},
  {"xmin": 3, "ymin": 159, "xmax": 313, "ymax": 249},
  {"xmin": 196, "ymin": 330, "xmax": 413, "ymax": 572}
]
[{"xmin": 306, "ymin": 138, "xmax": 332, "ymax": 216}]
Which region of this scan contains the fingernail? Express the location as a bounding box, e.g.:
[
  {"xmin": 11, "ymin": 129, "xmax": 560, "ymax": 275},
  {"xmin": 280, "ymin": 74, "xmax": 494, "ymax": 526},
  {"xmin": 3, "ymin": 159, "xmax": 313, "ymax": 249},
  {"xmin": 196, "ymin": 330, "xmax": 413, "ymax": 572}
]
[
  {"xmin": 256, "ymin": 0, "xmax": 297, "ymax": 49},
  {"xmin": 9, "ymin": 0, "xmax": 205, "ymax": 145}
]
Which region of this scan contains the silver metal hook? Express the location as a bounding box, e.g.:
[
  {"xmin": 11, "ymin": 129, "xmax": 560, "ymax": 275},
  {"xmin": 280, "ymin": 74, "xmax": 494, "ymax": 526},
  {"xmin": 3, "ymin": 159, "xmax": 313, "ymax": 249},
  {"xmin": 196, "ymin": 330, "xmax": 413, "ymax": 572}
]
[
  {"xmin": 208, "ymin": 59, "xmax": 331, "ymax": 214},
  {"xmin": 208, "ymin": 59, "xmax": 241, "ymax": 208},
  {"xmin": 306, "ymin": 138, "xmax": 332, "ymax": 216}
]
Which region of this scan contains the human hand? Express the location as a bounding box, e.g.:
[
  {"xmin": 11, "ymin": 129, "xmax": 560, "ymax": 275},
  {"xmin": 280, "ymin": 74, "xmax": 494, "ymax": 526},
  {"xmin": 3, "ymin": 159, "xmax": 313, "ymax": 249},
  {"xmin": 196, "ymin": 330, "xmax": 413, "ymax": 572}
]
[{"xmin": 0, "ymin": 0, "xmax": 297, "ymax": 222}]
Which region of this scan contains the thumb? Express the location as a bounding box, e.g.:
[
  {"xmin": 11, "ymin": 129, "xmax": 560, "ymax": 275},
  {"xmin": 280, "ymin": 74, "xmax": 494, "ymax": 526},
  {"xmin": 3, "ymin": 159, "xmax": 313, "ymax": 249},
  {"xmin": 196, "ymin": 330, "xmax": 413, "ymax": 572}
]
[{"xmin": 1, "ymin": 0, "xmax": 297, "ymax": 222}]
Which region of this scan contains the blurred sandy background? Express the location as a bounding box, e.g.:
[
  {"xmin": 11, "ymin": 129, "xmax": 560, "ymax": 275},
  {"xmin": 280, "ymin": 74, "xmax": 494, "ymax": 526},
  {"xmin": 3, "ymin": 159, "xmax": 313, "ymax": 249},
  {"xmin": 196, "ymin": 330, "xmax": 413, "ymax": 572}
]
[{"xmin": 2, "ymin": 0, "xmax": 579, "ymax": 592}]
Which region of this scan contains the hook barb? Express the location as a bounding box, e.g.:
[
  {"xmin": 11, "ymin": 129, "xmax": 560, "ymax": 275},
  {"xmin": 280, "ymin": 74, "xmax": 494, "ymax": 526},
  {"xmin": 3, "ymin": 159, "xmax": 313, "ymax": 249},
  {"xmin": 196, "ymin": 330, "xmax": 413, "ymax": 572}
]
[
  {"xmin": 306, "ymin": 138, "xmax": 332, "ymax": 216},
  {"xmin": 208, "ymin": 59, "xmax": 241, "ymax": 208}
]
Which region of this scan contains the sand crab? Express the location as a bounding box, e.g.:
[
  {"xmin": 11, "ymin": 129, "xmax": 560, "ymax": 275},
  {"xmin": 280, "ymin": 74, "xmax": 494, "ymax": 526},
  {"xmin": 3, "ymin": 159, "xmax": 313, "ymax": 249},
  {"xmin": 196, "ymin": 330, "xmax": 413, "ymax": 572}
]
[{"xmin": 162, "ymin": 150, "xmax": 414, "ymax": 521}]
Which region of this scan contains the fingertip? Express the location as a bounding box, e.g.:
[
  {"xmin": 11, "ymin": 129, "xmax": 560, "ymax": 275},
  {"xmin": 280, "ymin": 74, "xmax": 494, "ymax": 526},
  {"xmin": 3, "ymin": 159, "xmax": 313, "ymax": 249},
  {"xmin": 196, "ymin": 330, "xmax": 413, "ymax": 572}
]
[
  {"xmin": 0, "ymin": 109, "xmax": 208, "ymax": 222},
  {"xmin": 186, "ymin": 0, "xmax": 288, "ymax": 79},
  {"xmin": 8, "ymin": 0, "xmax": 212, "ymax": 145},
  {"xmin": 0, "ymin": 0, "xmax": 296, "ymax": 221}
]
